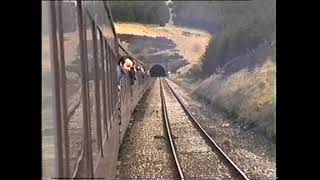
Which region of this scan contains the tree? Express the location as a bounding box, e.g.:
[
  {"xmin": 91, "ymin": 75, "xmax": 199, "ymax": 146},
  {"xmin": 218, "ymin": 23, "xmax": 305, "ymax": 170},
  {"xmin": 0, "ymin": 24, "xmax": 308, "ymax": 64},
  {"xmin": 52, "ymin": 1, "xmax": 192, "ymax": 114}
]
[{"xmin": 108, "ymin": 1, "xmax": 170, "ymax": 25}]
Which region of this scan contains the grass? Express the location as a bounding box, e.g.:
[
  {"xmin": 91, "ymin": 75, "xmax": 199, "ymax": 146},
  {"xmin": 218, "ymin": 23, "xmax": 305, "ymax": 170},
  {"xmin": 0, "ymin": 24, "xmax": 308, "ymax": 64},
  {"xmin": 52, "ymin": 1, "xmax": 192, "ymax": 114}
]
[
  {"xmin": 114, "ymin": 23, "xmax": 212, "ymax": 65},
  {"xmin": 193, "ymin": 59, "xmax": 276, "ymax": 140}
]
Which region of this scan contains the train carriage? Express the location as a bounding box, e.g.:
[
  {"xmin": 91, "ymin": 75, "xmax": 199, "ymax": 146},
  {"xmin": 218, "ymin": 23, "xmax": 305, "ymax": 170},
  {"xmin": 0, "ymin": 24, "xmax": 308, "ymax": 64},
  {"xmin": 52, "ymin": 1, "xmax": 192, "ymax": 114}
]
[{"xmin": 42, "ymin": 1, "xmax": 152, "ymax": 178}]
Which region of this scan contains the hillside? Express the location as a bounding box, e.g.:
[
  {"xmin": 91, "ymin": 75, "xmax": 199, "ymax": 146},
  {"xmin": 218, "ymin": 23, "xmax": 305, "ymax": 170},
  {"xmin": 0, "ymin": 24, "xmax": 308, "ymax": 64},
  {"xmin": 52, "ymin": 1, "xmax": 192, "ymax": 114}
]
[{"xmin": 114, "ymin": 23, "xmax": 211, "ymax": 66}]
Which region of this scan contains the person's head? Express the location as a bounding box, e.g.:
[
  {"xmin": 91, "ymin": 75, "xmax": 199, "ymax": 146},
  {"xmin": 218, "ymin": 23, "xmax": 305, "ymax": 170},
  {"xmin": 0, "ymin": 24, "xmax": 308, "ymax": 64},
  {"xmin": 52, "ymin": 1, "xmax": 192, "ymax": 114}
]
[{"xmin": 118, "ymin": 55, "xmax": 134, "ymax": 74}]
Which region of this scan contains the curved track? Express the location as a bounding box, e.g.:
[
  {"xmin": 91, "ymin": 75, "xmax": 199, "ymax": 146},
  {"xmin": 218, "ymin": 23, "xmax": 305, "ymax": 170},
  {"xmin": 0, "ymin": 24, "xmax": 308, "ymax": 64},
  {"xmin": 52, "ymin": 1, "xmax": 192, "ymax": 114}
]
[{"xmin": 160, "ymin": 78, "xmax": 249, "ymax": 180}]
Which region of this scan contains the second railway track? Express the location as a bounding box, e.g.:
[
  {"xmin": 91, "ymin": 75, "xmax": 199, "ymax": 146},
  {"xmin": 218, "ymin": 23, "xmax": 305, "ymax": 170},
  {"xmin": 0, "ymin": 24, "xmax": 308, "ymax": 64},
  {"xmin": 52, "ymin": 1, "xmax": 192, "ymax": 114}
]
[{"xmin": 160, "ymin": 78, "xmax": 249, "ymax": 180}]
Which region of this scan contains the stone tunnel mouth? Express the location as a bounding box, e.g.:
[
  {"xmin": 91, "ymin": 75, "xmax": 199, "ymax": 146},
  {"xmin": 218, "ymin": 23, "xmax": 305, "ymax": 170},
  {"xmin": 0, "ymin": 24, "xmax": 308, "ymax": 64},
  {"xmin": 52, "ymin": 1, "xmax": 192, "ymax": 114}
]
[{"xmin": 150, "ymin": 64, "xmax": 166, "ymax": 77}]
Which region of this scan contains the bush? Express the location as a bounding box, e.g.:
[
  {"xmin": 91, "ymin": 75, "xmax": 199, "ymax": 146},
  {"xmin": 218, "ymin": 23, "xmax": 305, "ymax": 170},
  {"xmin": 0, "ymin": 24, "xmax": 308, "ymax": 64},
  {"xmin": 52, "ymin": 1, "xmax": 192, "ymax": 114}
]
[
  {"xmin": 172, "ymin": 1, "xmax": 224, "ymax": 32},
  {"xmin": 182, "ymin": 0, "xmax": 277, "ymax": 77},
  {"xmin": 109, "ymin": 1, "xmax": 170, "ymax": 25},
  {"xmin": 193, "ymin": 60, "xmax": 276, "ymax": 140}
]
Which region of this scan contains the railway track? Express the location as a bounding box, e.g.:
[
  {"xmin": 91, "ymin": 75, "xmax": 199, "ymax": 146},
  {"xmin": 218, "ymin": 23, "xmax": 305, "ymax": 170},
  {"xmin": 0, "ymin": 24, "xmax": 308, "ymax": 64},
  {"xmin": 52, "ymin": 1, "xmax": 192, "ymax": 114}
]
[{"xmin": 160, "ymin": 78, "xmax": 249, "ymax": 180}]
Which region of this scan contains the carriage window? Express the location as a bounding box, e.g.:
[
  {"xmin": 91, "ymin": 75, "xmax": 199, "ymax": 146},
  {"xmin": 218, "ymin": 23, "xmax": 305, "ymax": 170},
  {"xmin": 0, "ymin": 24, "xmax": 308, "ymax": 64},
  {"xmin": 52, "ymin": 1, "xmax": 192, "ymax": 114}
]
[
  {"xmin": 84, "ymin": 1, "xmax": 117, "ymax": 54},
  {"xmin": 85, "ymin": 12, "xmax": 101, "ymax": 170},
  {"xmin": 61, "ymin": 1, "xmax": 84, "ymax": 176},
  {"xmin": 42, "ymin": 1, "xmax": 57, "ymax": 177}
]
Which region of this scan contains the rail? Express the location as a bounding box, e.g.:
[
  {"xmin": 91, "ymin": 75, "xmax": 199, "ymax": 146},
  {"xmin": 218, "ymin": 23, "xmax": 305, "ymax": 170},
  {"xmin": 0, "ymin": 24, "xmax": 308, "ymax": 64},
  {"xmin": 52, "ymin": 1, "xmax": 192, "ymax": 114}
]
[
  {"xmin": 161, "ymin": 78, "xmax": 249, "ymax": 180},
  {"xmin": 159, "ymin": 78, "xmax": 185, "ymax": 179}
]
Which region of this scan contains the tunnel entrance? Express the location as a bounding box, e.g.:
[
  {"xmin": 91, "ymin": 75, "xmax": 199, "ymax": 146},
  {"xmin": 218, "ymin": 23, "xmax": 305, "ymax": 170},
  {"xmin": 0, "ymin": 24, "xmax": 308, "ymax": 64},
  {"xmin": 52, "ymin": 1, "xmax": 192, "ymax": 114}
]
[{"xmin": 150, "ymin": 64, "xmax": 166, "ymax": 77}]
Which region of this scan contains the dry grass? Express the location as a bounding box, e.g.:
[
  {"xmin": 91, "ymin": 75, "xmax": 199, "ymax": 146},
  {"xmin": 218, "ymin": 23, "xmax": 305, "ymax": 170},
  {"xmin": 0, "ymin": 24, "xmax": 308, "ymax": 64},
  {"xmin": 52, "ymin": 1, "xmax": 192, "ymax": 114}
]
[
  {"xmin": 194, "ymin": 59, "xmax": 275, "ymax": 139},
  {"xmin": 169, "ymin": 64, "xmax": 203, "ymax": 92},
  {"xmin": 114, "ymin": 23, "xmax": 212, "ymax": 65}
]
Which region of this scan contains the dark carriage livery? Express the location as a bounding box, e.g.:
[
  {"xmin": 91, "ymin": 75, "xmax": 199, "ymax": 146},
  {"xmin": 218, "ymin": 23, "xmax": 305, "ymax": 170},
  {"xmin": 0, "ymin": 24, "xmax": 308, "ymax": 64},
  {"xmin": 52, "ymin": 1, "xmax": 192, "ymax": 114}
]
[{"xmin": 42, "ymin": 1, "xmax": 152, "ymax": 178}]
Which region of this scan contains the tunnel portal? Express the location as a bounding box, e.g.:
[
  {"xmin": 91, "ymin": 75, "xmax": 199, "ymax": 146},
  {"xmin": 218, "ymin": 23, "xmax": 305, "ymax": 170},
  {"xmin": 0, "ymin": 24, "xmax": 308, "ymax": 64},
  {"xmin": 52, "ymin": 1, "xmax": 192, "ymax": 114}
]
[{"xmin": 149, "ymin": 64, "xmax": 166, "ymax": 77}]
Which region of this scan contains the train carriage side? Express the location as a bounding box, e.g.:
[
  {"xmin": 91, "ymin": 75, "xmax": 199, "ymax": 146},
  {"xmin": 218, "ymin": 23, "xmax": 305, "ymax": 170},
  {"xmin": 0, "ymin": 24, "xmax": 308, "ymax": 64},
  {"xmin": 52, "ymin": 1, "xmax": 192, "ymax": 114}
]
[{"xmin": 42, "ymin": 1, "xmax": 152, "ymax": 178}]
